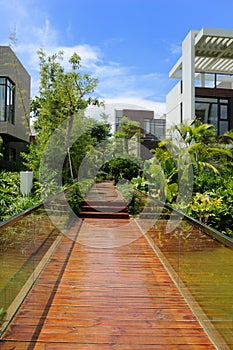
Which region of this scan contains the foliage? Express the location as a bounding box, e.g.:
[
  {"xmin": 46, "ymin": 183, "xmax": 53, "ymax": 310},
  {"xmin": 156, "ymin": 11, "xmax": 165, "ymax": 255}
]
[
  {"xmin": 127, "ymin": 192, "xmax": 145, "ymax": 216},
  {"xmin": 115, "ymin": 116, "xmax": 141, "ymax": 139},
  {"xmin": 147, "ymin": 145, "xmax": 181, "ymax": 203},
  {"xmin": 143, "ymin": 118, "xmax": 233, "ymax": 237},
  {"xmin": 173, "ymin": 118, "xmax": 232, "ymax": 178},
  {"xmin": 188, "ymin": 193, "xmax": 224, "ymax": 225},
  {"xmin": 100, "ymin": 156, "xmax": 142, "ymax": 184},
  {"xmin": 116, "ymin": 180, "xmax": 144, "ymax": 216},
  {"xmin": 114, "ymin": 116, "xmax": 141, "ymax": 153},
  {"xmin": 131, "ymin": 175, "xmax": 149, "ymax": 194},
  {"xmin": 187, "ymin": 176, "xmax": 233, "ymax": 237},
  {"xmin": 116, "ymin": 180, "xmax": 134, "ymax": 202},
  {"xmin": 61, "ymin": 116, "xmax": 111, "ymax": 183},
  {"xmin": 147, "ymin": 119, "xmax": 232, "ymax": 201},
  {"xmin": 68, "ymin": 181, "xmax": 84, "ymax": 216},
  {"xmin": 0, "ymin": 172, "xmax": 40, "ymax": 221},
  {"xmin": 22, "ymin": 49, "xmax": 104, "ymax": 184}
]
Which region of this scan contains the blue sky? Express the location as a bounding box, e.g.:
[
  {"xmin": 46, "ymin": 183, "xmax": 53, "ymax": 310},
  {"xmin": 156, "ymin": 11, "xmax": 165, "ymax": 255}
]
[{"xmin": 1, "ymin": 0, "xmax": 233, "ymax": 119}]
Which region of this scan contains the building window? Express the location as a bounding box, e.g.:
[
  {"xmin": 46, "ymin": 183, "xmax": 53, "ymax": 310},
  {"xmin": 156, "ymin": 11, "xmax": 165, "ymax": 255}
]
[
  {"xmin": 8, "ymin": 148, "xmax": 16, "ymax": 162},
  {"xmin": 0, "ymin": 77, "xmax": 15, "ymax": 124},
  {"xmin": 143, "ymin": 119, "xmax": 165, "ymax": 140},
  {"xmin": 195, "ymin": 97, "xmax": 229, "ymax": 135},
  {"xmin": 144, "ymin": 119, "xmax": 150, "ymax": 135}
]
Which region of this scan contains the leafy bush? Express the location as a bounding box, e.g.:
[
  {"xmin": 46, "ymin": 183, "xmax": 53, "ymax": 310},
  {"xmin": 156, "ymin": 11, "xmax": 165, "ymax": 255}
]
[
  {"xmin": 187, "ymin": 179, "xmax": 233, "ymax": 237},
  {"xmin": 0, "ymin": 171, "xmax": 40, "ymax": 222},
  {"xmin": 100, "ymin": 157, "xmax": 142, "ymax": 185},
  {"xmin": 116, "ymin": 180, "xmax": 145, "ymax": 216},
  {"xmin": 116, "ymin": 180, "xmax": 134, "ymax": 202},
  {"xmin": 188, "ymin": 193, "xmax": 224, "ymax": 224},
  {"xmin": 68, "ymin": 181, "xmax": 84, "ymax": 216},
  {"xmin": 131, "ymin": 175, "xmax": 149, "ymax": 194}
]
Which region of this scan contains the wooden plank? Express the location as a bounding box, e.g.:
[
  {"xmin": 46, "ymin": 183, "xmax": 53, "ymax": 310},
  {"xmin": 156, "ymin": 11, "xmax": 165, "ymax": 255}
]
[
  {"xmin": 0, "ymin": 341, "xmax": 218, "ymax": 350},
  {"xmin": 1, "ymin": 182, "xmax": 218, "ymax": 349}
]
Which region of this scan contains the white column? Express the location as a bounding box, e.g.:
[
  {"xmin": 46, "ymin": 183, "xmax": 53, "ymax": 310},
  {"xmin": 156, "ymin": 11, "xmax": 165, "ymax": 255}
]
[
  {"xmin": 182, "ymin": 30, "xmax": 196, "ymax": 121},
  {"xmin": 20, "ymin": 171, "xmax": 33, "ymax": 196},
  {"xmin": 200, "ymin": 73, "xmax": 205, "ymax": 87}
]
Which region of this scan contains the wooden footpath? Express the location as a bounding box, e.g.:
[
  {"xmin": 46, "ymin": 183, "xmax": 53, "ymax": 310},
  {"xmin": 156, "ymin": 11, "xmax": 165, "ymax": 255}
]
[{"xmin": 0, "ymin": 182, "xmax": 216, "ymax": 349}]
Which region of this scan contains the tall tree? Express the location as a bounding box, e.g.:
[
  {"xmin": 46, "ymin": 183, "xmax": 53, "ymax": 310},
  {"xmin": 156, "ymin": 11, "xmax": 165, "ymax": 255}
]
[
  {"xmin": 114, "ymin": 116, "xmax": 141, "ymax": 154},
  {"xmin": 23, "ymin": 50, "xmax": 103, "ymax": 181}
]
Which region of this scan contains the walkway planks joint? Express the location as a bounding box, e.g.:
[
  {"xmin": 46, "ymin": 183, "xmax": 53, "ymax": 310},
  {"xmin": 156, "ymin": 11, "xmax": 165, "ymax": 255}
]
[{"xmin": 0, "ymin": 182, "xmax": 217, "ymax": 349}]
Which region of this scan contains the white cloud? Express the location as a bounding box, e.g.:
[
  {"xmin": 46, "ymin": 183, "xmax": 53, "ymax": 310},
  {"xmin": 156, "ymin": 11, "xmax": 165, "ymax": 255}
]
[
  {"xmin": 55, "ymin": 44, "xmax": 101, "ymax": 68},
  {"xmin": 0, "ymin": 1, "xmax": 168, "ymax": 109},
  {"xmin": 170, "ymin": 43, "xmax": 182, "ymax": 55}
]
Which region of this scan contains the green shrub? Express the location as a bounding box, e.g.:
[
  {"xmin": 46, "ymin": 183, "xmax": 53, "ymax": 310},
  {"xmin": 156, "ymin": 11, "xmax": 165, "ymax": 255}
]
[
  {"xmin": 68, "ymin": 182, "xmax": 84, "ymax": 215},
  {"xmin": 0, "ymin": 171, "xmax": 40, "ymax": 221},
  {"xmin": 187, "ymin": 188, "xmax": 233, "ymax": 237},
  {"xmin": 100, "ymin": 157, "xmax": 141, "ymax": 185}
]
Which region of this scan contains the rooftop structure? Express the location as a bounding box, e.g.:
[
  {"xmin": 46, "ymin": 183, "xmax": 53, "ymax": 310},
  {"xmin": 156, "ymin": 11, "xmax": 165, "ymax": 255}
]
[{"xmin": 166, "ymin": 28, "xmax": 233, "ymax": 135}]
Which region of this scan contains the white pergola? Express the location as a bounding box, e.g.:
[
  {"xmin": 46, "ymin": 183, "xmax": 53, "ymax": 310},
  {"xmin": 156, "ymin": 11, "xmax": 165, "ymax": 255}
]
[
  {"xmin": 168, "ymin": 28, "xmax": 233, "ymax": 120},
  {"xmin": 170, "ymin": 28, "xmax": 233, "ymax": 78}
]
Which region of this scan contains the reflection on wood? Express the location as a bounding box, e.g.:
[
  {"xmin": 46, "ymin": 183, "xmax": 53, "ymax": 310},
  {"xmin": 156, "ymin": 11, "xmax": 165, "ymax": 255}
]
[{"xmin": 1, "ymin": 182, "xmax": 217, "ymax": 349}]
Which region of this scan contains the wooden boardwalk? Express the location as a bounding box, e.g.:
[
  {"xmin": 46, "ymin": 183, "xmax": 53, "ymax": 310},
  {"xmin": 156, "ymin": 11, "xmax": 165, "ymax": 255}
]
[{"xmin": 0, "ymin": 182, "xmax": 216, "ymax": 349}]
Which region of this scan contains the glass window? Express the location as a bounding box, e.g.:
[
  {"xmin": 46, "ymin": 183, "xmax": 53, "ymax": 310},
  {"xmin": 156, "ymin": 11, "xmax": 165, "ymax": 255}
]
[
  {"xmin": 0, "ymin": 77, "xmax": 15, "ymax": 123},
  {"xmin": 195, "ymin": 97, "xmax": 229, "ymax": 136},
  {"xmin": 144, "ymin": 119, "xmax": 150, "ymax": 134},
  {"xmin": 195, "ymin": 102, "xmax": 210, "ymax": 124},
  {"xmin": 0, "ymin": 85, "xmax": 6, "ymax": 121},
  {"xmin": 8, "ymin": 148, "xmax": 16, "ymax": 162},
  {"xmin": 220, "ymin": 104, "xmax": 228, "ymax": 120},
  {"xmin": 219, "ymin": 121, "xmax": 229, "ymax": 135},
  {"xmin": 209, "ymin": 103, "xmax": 218, "ymax": 131},
  {"xmin": 149, "ymin": 120, "xmax": 154, "ymax": 136}
]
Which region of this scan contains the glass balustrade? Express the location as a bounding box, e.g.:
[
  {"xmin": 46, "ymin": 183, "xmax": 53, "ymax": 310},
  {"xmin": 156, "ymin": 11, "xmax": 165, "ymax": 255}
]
[
  {"xmin": 143, "ymin": 199, "xmax": 233, "ymax": 349},
  {"xmin": 0, "ymin": 206, "xmax": 62, "ymax": 336}
]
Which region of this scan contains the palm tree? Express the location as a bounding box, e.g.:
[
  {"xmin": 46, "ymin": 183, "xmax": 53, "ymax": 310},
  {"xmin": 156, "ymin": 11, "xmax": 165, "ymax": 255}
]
[
  {"xmin": 173, "ymin": 118, "xmax": 232, "ymax": 176},
  {"xmin": 148, "ymin": 118, "xmax": 232, "ymax": 204}
]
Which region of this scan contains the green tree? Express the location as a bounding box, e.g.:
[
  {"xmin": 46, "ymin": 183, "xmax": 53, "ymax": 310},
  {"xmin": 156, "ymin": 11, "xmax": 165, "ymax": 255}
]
[
  {"xmin": 100, "ymin": 156, "xmax": 142, "ymax": 184},
  {"xmin": 114, "ymin": 116, "xmax": 141, "ymax": 153},
  {"xmin": 148, "ymin": 118, "xmax": 232, "ymax": 203},
  {"xmin": 173, "ymin": 118, "xmax": 232, "ymax": 177},
  {"xmin": 23, "ymin": 49, "xmax": 103, "ymax": 182}
]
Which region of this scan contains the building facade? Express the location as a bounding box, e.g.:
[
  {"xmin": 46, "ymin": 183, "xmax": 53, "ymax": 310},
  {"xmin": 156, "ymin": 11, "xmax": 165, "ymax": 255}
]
[
  {"xmin": 115, "ymin": 109, "xmax": 166, "ymax": 159},
  {"xmin": 0, "ymin": 46, "xmax": 31, "ymax": 170},
  {"xmin": 166, "ymin": 28, "xmax": 233, "ymax": 135}
]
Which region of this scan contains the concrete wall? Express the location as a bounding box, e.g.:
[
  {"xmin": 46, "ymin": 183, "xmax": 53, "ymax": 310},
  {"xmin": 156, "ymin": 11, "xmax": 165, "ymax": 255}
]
[
  {"xmin": 0, "ymin": 46, "xmax": 31, "ymax": 143},
  {"xmin": 166, "ymin": 81, "xmax": 182, "ymax": 130},
  {"xmin": 121, "ymin": 109, "xmax": 154, "ymax": 130}
]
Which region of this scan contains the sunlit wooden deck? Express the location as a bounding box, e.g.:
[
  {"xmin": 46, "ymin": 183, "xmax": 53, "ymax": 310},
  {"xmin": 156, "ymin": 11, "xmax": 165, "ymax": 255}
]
[{"xmin": 0, "ymin": 182, "xmax": 216, "ymax": 349}]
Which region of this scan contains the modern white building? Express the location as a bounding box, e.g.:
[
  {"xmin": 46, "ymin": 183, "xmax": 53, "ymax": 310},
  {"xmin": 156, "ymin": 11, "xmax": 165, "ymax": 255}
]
[{"xmin": 166, "ymin": 28, "xmax": 233, "ymax": 135}]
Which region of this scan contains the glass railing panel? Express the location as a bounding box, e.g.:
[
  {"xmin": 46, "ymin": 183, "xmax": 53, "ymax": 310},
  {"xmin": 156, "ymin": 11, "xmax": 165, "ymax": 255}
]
[
  {"xmin": 0, "ymin": 207, "xmax": 61, "ymax": 334},
  {"xmin": 145, "ymin": 199, "xmax": 233, "ymax": 349}
]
